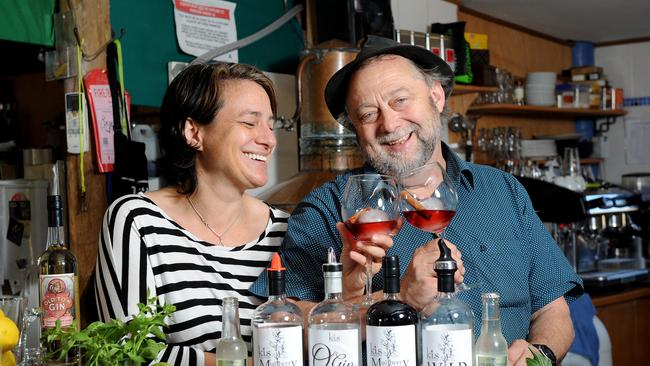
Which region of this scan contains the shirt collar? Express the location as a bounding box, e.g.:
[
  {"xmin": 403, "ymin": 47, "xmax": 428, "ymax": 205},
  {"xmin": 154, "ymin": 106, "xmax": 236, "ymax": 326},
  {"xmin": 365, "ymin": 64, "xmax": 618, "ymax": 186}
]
[{"xmin": 441, "ymin": 142, "xmax": 475, "ymax": 190}]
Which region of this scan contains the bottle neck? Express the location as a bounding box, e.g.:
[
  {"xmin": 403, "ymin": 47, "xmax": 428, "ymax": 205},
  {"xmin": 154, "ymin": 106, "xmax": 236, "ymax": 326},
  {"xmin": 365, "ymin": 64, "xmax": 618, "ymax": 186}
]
[
  {"xmin": 437, "ymin": 272, "xmax": 456, "ymax": 294},
  {"xmin": 384, "ymin": 275, "xmax": 400, "ymax": 295},
  {"xmin": 384, "ymin": 291, "xmax": 402, "ymax": 301},
  {"xmin": 268, "ymin": 271, "xmax": 285, "ymax": 297},
  {"xmin": 46, "ymin": 195, "xmax": 64, "ymax": 249},
  {"xmin": 481, "ymin": 297, "xmax": 502, "ymax": 332},
  {"xmin": 46, "ymin": 223, "xmax": 65, "ymax": 248},
  {"xmin": 268, "ymin": 293, "xmax": 287, "ymax": 302},
  {"xmin": 222, "ymin": 299, "xmax": 242, "ymax": 339},
  {"xmin": 324, "ymin": 273, "xmax": 343, "ymax": 300}
]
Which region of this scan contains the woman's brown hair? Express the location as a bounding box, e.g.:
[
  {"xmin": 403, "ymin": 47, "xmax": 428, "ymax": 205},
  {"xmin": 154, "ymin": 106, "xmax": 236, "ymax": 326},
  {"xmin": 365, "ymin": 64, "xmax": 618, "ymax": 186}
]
[{"xmin": 159, "ymin": 63, "xmax": 277, "ymax": 195}]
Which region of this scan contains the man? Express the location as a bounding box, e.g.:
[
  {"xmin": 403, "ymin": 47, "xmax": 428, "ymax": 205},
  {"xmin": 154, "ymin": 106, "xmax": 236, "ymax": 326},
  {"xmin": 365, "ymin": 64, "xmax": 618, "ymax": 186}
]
[{"xmin": 251, "ymin": 36, "xmax": 582, "ymax": 366}]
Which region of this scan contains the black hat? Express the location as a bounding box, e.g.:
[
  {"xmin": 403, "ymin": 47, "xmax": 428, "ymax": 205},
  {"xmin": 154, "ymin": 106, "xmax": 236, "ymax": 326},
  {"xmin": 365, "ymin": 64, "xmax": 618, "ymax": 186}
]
[{"xmin": 324, "ymin": 35, "xmax": 455, "ymax": 120}]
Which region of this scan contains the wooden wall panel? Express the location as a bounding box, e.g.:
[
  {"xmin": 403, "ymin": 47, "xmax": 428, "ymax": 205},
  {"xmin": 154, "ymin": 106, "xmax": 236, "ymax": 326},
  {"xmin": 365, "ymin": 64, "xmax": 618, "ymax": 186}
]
[
  {"xmin": 60, "ymin": 0, "xmax": 111, "ymax": 326},
  {"xmin": 458, "ymin": 11, "xmax": 572, "ymax": 78},
  {"xmin": 447, "ymin": 11, "xmax": 576, "ymax": 149}
]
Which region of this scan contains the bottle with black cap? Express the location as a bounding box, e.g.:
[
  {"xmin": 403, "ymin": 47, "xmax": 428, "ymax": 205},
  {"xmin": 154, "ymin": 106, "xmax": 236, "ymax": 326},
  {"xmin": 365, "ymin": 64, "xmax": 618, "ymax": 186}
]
[
  {"xmin": 38, "ymin": 188, "xmax": 80, "ymax": 364},
  {"xmin": 308, "ymin": 248, "xmax": 361, "ymax": 366},
  {"xmin": 252, "ymin": 253, "xmax": 304, "ymax": 366},
  {"xmin": 421, "ymin": 239, "xmax": 474, "ymax": 366},
  {"xmin": 366, "ymin": 255, "xmax": 418, "ymax": 366}
]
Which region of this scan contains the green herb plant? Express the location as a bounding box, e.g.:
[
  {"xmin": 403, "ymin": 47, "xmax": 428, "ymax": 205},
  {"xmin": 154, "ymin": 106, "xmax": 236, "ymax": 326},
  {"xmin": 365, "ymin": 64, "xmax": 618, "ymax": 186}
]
[
  {"xmin": 44, "ymin": 295, "xmax": 175, "ymax": 366},
  {"xmin": 526, "ymin": 347, "xmax": 553, "ymax": 366}
]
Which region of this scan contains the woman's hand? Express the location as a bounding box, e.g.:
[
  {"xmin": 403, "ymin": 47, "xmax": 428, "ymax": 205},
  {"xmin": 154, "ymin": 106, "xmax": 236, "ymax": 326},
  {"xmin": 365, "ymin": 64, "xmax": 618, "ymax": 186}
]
[{"xmin": 336, "ymin": 222, "xmax": 393, "ymax": 300}]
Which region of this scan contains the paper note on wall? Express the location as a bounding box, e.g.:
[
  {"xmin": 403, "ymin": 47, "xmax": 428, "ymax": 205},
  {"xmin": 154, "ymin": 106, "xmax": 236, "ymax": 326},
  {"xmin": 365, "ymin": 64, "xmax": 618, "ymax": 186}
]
[
  {"xmin": 172, "ymin": 0, "xmax": 238, "ymax": 62},
  {"xmin": 625, "ymin": 119, "xmax": 650, "ymax": 165}
]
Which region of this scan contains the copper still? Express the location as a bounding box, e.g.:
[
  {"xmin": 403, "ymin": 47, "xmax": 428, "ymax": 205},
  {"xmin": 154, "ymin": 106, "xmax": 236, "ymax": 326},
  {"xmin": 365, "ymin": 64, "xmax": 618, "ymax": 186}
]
[{"xmin": 261, "ymin": 44, "xmax": 364, "ymax": 210}]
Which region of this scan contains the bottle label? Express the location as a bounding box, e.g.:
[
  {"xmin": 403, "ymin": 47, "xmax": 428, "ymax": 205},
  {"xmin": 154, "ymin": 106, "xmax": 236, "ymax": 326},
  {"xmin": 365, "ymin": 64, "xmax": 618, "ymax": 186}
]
[
  {"xmin": 308, "ymin": 327, "xmax": 360, "ymax": 366},
  {"xmin": 218, "ymin": 359, "xmax": 247, "ymax": 366},
  {"xmin": 40, "ymin": 273, "xmax": 76, "ymax": 328},
  {"xmin": 422, "ymin": 324, "xmax": 473, "ymax": 366},
  {"xmin": 254, "ymin": 325, "xmax": 303, "ymax": 366},
  {"xmin": 476, "ymin": 354, "xmax": 507, "ymax": 366},
  {"xmin": 366, "ymin": 325, "xmax": 417, "ymax": 366}
]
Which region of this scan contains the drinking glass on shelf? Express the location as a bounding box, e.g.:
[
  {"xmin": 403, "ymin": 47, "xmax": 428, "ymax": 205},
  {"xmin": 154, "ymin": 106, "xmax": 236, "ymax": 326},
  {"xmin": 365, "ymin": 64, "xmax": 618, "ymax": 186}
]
[
  {"xmin": 399, "ymin": 163, "xmax": 475, "ymax": 292},
  {"xmin": 341, "ymin": 174, "xmax": 402, "ymax": 306}
]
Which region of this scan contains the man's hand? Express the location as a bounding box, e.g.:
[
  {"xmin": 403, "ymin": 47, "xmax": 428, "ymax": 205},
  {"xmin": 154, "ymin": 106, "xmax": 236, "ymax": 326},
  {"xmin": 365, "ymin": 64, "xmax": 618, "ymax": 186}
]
[
  {"xmin": 400, "ymin": 239, "xmax": 465, "ymax": 310},
  {"xmin": 336, "ymin": 222, "xmax": 393, "ymax": 300},
  {"xmin": 508, "ymin": 339, "xmax": 535, "ymax": 366}
]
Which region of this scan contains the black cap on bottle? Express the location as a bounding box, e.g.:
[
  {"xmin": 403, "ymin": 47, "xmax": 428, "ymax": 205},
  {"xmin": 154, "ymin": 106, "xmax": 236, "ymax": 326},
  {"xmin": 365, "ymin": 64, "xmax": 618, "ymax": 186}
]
[
  {"xmin": 267, "ymin": 253, "xmax": 286, "ymax": 296},
  {"xmin": 434, "ymin": 239, "xmax": 457, "ymax": 293},
  {"xmin": 47, "ymin": 195, "xmax": 63, "ymax": 227},
  {"xmin": 383, "ymin": 255, "xmax": 401, "ymax": 294}
]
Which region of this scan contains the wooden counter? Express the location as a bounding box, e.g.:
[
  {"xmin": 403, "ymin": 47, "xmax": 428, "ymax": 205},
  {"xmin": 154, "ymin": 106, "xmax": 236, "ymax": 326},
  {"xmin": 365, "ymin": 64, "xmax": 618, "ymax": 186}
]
[{"xmin": 590, "ymin": 285, "xmax": 650, "ymax": 365}]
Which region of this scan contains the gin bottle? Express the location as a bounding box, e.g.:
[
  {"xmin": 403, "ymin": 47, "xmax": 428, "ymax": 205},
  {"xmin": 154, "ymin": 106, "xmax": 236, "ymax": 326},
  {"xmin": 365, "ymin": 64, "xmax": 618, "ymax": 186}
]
[
  {"xmin": 253, "ymin": 253, "xmax": 304, "ymax": 366},
  {"xmin": 475, "ymin": 293, "xmax": 508, "ymax": 366},
  {"xmin": 308, "ymin": 248, "xmax": 361, "ymax": 366},
  {"xmin": 421, "ymin": 239, "xmax": 474, "ymax": 366},
  {"xmin": 366, "ymin": 255, "xmax": 419, "ymax": 366},
  {"xmin": 216, "ymin": 297, "xmax": 247, "ymax": 366},
  {"xmin": 38, "ymin": 195, "xmax": 80, "ymax": 364}
]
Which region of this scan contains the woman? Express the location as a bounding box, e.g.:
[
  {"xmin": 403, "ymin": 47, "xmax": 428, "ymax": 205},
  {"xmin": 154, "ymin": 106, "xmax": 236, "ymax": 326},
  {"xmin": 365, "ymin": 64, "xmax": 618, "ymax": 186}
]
[{"xmin": 94, "ymin": 63, "xmax": 289, "ymax": 365}]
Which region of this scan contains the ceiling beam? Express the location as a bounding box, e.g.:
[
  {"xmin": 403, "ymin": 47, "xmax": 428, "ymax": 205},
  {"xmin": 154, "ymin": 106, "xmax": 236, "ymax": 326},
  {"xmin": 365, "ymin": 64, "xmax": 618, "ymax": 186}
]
[{"xmin": 596, "ymin": 36, "xmax": 650, "ymax": 47}]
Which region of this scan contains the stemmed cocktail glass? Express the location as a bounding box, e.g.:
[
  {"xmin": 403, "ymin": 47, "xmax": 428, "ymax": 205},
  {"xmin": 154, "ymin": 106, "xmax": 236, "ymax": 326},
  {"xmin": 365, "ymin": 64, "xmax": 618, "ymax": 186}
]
[
  {"xmin": 341, "ymin": 174, "xmax": 402, "ymax": 306},
  {"xmin": 399, "ymin": 163, "xmax": 472, "ymax": 292}
]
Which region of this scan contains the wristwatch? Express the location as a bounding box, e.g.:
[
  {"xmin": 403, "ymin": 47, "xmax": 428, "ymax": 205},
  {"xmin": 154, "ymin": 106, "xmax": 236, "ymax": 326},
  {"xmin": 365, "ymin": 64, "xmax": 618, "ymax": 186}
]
[{"xmin": 532, "ymin": 344, "xmax": 557, "ymax": 366}]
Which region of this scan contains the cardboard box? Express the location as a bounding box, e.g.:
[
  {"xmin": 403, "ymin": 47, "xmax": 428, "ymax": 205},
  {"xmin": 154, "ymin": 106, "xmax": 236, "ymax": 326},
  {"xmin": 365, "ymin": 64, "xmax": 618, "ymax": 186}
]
[{"xmin": 465, "ymin": 33, "xmax": 488, "ymax": 50}]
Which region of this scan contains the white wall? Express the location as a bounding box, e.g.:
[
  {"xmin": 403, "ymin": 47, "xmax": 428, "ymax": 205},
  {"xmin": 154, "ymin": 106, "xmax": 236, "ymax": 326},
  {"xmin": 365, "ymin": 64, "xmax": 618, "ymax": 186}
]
[
  {"xmin": 596, "ymin": 42, "xmax": 650, "ymax": 183},
  {"xmin": 248, "ymin": 72, "xmax": 299, "ymax": 197},
  {"xmin": 390, "ymin": 0, "xmax": 457, "ymax": 32}
]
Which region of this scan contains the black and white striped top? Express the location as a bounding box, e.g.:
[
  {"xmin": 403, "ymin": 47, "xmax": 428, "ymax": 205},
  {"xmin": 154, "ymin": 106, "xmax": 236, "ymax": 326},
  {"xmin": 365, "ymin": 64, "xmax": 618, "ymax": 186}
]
[{"xmin": 94, "ymin": 193, "xmax": 288, "ymax": 366}]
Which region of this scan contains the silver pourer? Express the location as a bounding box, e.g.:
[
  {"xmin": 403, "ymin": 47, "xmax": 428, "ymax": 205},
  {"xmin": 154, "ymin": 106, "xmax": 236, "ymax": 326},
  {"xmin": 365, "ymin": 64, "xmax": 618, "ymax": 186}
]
[{"xmin": 323, "ymin": 247, "xmax": 343, "ymax": 295}]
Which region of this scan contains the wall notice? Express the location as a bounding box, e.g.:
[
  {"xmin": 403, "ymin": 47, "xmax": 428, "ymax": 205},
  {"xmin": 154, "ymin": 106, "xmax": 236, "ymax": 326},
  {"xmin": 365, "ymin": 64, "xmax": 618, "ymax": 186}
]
[
  {"xmin": 625, "ymin": 119, "xmax": 650, "ymax": 165},
  {"xmin": 172, "ymin": 0, "xmax": 238, "ymax": 62}
]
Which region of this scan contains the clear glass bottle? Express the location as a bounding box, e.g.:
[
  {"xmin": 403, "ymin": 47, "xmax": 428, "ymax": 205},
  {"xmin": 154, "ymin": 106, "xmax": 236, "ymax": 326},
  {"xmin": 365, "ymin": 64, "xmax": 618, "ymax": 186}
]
[
  {"xmin": 421, "ymin": 239, "xmax": 474, "ymax": 366},
  {"xmin": 38, "ymin": 195, "xmax": 80, "ymax": 364},
  {"xmin": 253, "ymin": 253, "xmax": 304, "ymax": 366},
  {"xmin": 308, "ymin": 248, "xmax": 361, "ymax": 366},
  {"xmin": 366, "ymin": 255, "xmax": 419, "ymax": 366},
  {"xmin": 216, "ymin": 297, "xmax": 247, "ymax": 366},
  {"xmin": 475, "ymin": 293, "xmax": 508, "ymax": 366}
]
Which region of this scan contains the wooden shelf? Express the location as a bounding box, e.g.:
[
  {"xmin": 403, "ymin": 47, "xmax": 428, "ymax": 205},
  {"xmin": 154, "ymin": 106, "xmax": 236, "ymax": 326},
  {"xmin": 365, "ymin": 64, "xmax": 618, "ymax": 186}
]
[
  {"xmin": 467, "ymin": 104, "xmax": 627, "ymax": 118},
  {"xmin": 452, "ymin": 84, "xmax": 498, "ymax": 95},
  {"xmin": 473, "ymin": 157, "xmax": 605, "ymax": 166},
  {"xmin": 581, "ymin": 157, "xmax": 605, "ymax": 165}
]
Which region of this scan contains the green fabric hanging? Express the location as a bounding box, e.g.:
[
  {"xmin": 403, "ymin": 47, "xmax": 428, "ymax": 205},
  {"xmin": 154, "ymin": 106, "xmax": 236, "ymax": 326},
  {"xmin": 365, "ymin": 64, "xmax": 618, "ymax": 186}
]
[{"xmin": 0, "ymin": 0, "xmax": 55, "ymax": 46}]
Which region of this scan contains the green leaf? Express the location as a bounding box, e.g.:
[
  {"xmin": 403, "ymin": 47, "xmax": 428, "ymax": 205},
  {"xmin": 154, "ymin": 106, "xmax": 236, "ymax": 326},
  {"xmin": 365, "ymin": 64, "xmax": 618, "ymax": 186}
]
[
  {"xmin": 42, "ymin": 294, "xmax": 175, "ymax": 366},
  {"xmin": 526, "ymin": 347, "xmax": 553, "ymax": 366}
]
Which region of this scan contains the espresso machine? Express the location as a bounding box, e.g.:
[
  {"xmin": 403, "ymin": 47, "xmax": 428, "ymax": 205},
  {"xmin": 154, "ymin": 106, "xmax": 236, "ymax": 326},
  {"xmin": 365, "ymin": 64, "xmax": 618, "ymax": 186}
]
[
  {"xmin": 516, "ymin": 177, "xmax": 649, "ymax": 290},
  {"xmin": 574, "ymin": 189, "xmax": 648, "ymax": 289}
]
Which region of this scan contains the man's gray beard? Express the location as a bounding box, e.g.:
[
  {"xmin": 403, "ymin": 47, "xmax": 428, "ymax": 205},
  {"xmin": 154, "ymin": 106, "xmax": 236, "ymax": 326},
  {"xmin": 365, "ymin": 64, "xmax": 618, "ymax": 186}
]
[{"xmin": 362, "ymin": 127, "xmax": 438, "ymax": 176}]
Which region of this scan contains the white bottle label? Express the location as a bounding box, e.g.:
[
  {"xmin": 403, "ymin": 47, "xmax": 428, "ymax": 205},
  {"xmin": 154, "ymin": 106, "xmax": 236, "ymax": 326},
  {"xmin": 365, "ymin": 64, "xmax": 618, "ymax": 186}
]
[
  {"xmin": 308, "ymin": 328, "xmax": 360, "ymax": 366},
  {"xmin": 422, "ymin": 324, "xmax": 473, "ymax": 366},
  {"xmin": 366, "ymin": 325, "xmax": 417, "ymax": 366},
  {"xmin": 254, "ymin": 325, "xmax": 303, "ymax": 366}
]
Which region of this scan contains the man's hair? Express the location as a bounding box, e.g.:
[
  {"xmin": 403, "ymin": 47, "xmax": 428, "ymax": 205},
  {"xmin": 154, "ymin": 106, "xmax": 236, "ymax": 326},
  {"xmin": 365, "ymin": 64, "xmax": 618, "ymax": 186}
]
[
  {"xmin": 159, "ymin": 63, "xmax": 277, "ymax": 195},
  {"xmin": 337, "ymin": 54, "xmax": 452, "ymax": 133}
]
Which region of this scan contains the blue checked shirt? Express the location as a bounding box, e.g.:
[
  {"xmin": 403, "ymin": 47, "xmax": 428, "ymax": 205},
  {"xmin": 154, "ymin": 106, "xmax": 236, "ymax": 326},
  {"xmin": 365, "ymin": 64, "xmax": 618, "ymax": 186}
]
[{"xmin": 251, "ymin": 143, "xmax": 583, "ymax": 343}]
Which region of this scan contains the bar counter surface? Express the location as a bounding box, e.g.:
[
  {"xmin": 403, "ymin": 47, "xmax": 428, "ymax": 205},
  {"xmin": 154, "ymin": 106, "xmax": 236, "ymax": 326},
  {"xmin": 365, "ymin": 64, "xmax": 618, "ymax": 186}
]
[{"xmin": 589, "ymin": 282, "xmax": 650, "ymax": 365}]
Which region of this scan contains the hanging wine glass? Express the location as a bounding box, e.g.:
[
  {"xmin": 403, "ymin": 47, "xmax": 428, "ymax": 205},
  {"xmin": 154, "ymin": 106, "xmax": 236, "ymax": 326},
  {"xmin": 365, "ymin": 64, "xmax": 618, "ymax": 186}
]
[{"xmin": 341, "ymin": 174, "xmax": 402, "ymax": 306}]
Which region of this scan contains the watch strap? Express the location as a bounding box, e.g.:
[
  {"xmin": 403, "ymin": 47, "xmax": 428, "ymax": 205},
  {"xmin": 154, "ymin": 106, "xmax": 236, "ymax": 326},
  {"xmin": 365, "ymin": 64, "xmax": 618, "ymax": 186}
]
[{"xmin": 532, "ymin": 343, "xmax": 557, "ymax": 366}]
